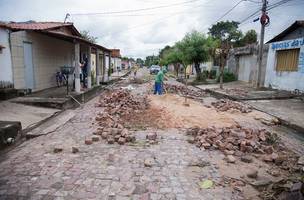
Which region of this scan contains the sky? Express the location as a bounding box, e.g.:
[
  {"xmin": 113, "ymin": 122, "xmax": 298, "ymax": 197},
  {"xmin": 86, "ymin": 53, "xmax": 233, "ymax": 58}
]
[{"xmin": 0, "ymin": 0, "xmax": 303, "ymax": 58}]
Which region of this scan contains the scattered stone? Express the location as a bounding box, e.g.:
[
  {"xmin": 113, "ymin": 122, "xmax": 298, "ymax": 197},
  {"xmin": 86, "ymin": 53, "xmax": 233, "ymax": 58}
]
[
  {"xmin": 85, "ymin": 139, "xmax": 93, "ymax": 145},
  {"xmin": 290, "ymin": 182, "xmax": 303, "ymax": 192},
  {"xmin": 211, "ymin": 99, "xmax": 252, "ymax": 113},
  {"xmin": 241, "ymin": 155, "xmax": 253, "ymax": 163},
  {"xmin": 188, "ymin": 159, "xmax": 210, "ymax": 168},
  {"xmin": 146, "ymin": 132, "xmax": 157, "ymax": 141},
  {"xmin": 251, "ymin": 180, "xmax": 272, "ymax": 188},
  {"xmin": 226, "ymin": 155, "xmax": 236, "ymax": 163},
  {"xmin": 187, "ymin": 125, "xmax": 285, "ymax": 165},
  {"xmin": 224, "ymin": 150, "xmax": 235, "ymax": 155},
  {"xmin": 101, "ymin": 132, "xmax": 108, "ymax": 139},
  {"xmin": 118, "ymin": 137, "xmax": 126, "ymax": 145},
  {"xmin": 144, "ymin": 158, "xmax": 153, "ymax": 167},
  {"xmin": 187, "ymin": 137, "xmax": 195, "ymax": 144},
  {"xmin": 264, "ymin": 146, "xmax": 274, "ymax": 154},
  {"xmin": 92, "ymin": 136, "xmax": 100, "ymax": 142},
  {"xmin": 297, "ymin": 156, "xmax": 304, "ymax": 165},
  {"xmin": 247, "ymin": 169, "xmax": 258, "ymax": 179},
  {"xmin": 72, "ymin": 147, "xmax": 79, "ymax": 153},
  {"xmin": 53, "ymin": 147, "xmax": 63, "ymax": 153},
  {"xmin": 133, "ymin": 184, "xmax": 148, "ymax": 195},
  {"xmin": 267, "ymin": 169, "xmax": 280, "ymax": 177},
  {"xmin": 164, "ymin": 83, "xmax": 207, "ymax": 99},
  {"xmin": 107, "ymin": 136, "xmax": 115, "ymax": 144}
]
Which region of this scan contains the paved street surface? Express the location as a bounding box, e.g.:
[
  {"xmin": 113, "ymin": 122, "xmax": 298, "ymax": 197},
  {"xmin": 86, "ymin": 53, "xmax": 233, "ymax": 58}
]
[{"xmin": 0, "ymin": 68, "xmax": 303, "ymax": 200}]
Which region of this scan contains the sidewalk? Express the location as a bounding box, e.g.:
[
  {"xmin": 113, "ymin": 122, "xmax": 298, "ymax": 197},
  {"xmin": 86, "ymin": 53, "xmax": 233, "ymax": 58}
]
[
  {"xmin": 195, "ymin": 81, "xmax": 304, "ymax": 132},
  {"xmin": 0, "ymin": 70, "xmax": 130, "ymax": 148}
]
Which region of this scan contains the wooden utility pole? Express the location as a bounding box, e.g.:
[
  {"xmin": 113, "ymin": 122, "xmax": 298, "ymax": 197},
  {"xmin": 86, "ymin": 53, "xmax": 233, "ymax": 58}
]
[
  {"xmin": 219, "ymin": 43, "xmax": 224, "ymax": 89},
  {"xmin": 256, "ymin": 0, "xmax": 267, "ymax": 88}
]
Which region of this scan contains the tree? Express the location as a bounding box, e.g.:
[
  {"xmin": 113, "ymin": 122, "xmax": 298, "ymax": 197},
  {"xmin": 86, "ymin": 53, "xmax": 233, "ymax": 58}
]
[
  {"xmin": 160, "ymin": 46, "xmax": 183, "ymax": 76},
  {"xmin": 144, "ymin": 55, "xmax": 159, "ymax": 66},
  {"xmin": 136, "ymin": 58, "xmax": 144, "ymax": 66},
  {"xmin": 240, "ymin": 29, "xmax": 258, "ymax": 46},
  {"xmin": 80, "ymin": 30, "xmax": 98, "ymax": 43},
  {"xmin": 175, "ymin": 30, "xmax": 215, "ymax": 80},
  {"xmin": 208, "ymin": 21, "xmax": 242, "ymax": 44},
  {"xmin": 159, "ymin": 45, "xmax": 171, "ymax": 59}
]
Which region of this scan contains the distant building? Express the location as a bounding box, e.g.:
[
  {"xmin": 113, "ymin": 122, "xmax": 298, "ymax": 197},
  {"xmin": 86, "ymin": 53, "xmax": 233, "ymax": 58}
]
[
  {"xmin": 265, "ymin": 20, "xmax": 304, "ymax": 91},
  {"xmin": 110, "ymin": 49, "xmax": 122, "ymax": 72}
]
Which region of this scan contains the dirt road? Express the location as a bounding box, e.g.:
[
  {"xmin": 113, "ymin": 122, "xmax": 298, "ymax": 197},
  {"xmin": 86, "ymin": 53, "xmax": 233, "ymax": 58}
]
[{"xmin": 0, "ymin": 68, "xmax": 303, "ymax": 200}]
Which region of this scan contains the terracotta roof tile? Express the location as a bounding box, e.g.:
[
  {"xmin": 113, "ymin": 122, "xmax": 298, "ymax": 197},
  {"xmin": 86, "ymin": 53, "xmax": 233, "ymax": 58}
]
[{"xmin": 1, "ymin": 21, "xmax": 72, "ymax": 30}]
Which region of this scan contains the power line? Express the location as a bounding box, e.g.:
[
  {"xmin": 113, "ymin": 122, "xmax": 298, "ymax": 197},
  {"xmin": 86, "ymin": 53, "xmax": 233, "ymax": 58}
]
[
  {"xmin": 239, "ymin": 0, "xmax": 297, "ymax": 25},
  {"xmin": 72, "ymin": 3, "xmax": 209, "ymax": 18},
  {"xmin": 215, "ymin": 0, "xmax": 245, "ymax": 23},
  {"xmin": 71, "ymin": 0, "xmax": 202, "ymax": 16}
]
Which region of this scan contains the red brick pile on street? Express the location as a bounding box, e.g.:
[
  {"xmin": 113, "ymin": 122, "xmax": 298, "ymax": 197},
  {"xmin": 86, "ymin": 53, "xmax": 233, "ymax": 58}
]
[
  {"xmin": 163, "ymin": 83, "xmax": 206, "ymax": 99},
  {"xmin": 93, "ymin": 89, "xmax": 149, "ymax": 145},
  {"xmin": 224, "ymin": 88, "xmax": 248, "ymax": 98},
  {"xmin": 186, "ymin": 125, "xmax": 298, "ymax": 169},
  {"xmin": 211, "ymin": 99, "xmax": 252, "ymax": 113}
]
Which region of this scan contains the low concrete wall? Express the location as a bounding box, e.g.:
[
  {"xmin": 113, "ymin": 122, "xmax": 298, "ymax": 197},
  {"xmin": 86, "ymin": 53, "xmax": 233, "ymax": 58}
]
[
  {"xmin": 227, "ymin": 44, "xmax": 268, "ymax": 86},
  {"xmin": 265, "ymin": 37, "xmax": 304, "ymax": 91}
]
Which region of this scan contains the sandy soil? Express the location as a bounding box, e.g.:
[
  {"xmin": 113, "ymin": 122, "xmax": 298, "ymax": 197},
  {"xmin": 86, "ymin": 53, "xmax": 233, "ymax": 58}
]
[{"xmin": 148, "ymin": 94, "xmax": 275, "ymax": 129}]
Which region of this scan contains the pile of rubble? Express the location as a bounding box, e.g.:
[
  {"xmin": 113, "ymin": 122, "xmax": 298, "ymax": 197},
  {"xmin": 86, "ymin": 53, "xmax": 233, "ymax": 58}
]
[
  {"xmin": 93, "ymin": 89, "xmax": 149, "ymax": 145},
  {"xmin": 211, "ymin": 99, "xmax": 252, "ymax": 113},
  {"xmin": 186, "ymin": 125, "xmax": 290, "ymax": 164},
  {"xmin": 96, "ymin": 89, "xmax": 149, "ymax": 117},
  {"xmin": 224, "ymin": 88, "xmax": 248, "ymax": 98},
  {"xmin": 163, "ymin": 83, "xmax": 206, "ymax": 99}
]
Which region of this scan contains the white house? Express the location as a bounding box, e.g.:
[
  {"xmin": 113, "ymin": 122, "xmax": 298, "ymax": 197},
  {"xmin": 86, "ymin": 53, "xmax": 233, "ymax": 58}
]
[
  {"xmin": 265, "ymin": 20, "xmax": 304, "ymax": 91},
  {"xmin": 110, "ymin": 49, "xmax": 122, "ymax": 72},
  {"xmin": 0, "ymin": 21, "xmax": 112, "ymax": 94}
]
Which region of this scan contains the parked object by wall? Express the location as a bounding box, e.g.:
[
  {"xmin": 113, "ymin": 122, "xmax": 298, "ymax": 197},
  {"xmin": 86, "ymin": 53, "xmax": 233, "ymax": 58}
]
[{"xmin": 265, "ymin": 21, "xmax": 304, "ymax": 91}]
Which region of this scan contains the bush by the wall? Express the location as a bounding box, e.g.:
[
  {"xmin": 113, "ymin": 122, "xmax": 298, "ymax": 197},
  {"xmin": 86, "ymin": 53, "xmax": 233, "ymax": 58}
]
[{"xmin": 217, "ymin": 72, "xmax": 236, "ymax": 83}]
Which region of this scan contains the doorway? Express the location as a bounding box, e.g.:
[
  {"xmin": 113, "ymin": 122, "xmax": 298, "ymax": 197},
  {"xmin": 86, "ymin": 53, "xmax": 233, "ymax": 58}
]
[{"xmin": 23, "ymin": 42, "xmax": 34, "ymax": 89}]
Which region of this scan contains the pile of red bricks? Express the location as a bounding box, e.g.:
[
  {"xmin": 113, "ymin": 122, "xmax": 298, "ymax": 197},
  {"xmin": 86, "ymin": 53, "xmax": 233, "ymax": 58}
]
[
  {"xmin": 164, "ymin": 83, "xmax": 206, "ymax": 98},
  {"xmin": 211, "ymin": 99, "xmax": 252, "ymax": 113},
  {"xmin": 187, "ymin": 125, "xmax": 288, "ymax": 164},
  {"xmin": 94, "ymin": 89, "xmax": 149, "ymax": 145}
]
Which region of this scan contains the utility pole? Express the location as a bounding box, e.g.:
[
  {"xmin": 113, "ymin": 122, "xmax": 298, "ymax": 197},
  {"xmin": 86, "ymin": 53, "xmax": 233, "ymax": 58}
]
[
  {"xmin": 219, "ymin": 40, "xmax": 224, "ymax": 89},
  {"xmin": 256, "ymin": 0, "xmax": 267, "ymax": 88}
]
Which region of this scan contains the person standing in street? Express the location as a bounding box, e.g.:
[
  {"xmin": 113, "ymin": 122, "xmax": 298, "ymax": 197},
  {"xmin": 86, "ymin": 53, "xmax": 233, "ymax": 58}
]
[
  {"xmin": 154, "ymin": 67, "xmax": 167, "ymax": 95},
  {"xmin": 80, "ymin": 55, "xmax": 88, "ymax": 89}
]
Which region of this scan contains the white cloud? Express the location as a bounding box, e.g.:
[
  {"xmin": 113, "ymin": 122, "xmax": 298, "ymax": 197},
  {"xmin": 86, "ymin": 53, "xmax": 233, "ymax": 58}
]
[{"xmin": 0, "ymin": 0, "xmax": 303, "ymax": 58}]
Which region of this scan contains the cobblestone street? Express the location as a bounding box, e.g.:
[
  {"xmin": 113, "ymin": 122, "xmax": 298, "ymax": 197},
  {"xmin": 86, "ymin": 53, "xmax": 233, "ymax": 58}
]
[
  {"xmin": 0, "ymin": 89, "xmax": 234, "ymax": 200},
  {"xmin": 1, "ymin": 69, "xmax": 303, "ymax": 200}
]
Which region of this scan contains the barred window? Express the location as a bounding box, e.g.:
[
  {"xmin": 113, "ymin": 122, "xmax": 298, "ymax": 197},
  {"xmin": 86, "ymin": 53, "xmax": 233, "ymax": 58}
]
[{"xmin": 276, "ymin": 48, "xmax": 300, "ymax": 72}]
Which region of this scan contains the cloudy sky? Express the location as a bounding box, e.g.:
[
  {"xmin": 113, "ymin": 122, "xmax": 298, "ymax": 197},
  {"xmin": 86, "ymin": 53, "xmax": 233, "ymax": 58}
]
[{"xmin": 0, "ymin": 0, "xmax": 303, "ymax": 58}]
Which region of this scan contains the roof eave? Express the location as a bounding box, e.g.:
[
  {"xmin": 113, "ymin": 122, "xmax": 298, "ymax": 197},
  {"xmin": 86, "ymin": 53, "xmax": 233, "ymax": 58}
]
[{"xmin": 266, "ymin": 20, "xmax": 304, "ymax": 43}]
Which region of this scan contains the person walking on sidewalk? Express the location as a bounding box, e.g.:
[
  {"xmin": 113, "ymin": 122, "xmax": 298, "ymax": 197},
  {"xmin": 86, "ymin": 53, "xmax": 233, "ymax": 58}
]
[{"xmin": 154, "ymin": 67, "xmax": 167, "ymax": 95}]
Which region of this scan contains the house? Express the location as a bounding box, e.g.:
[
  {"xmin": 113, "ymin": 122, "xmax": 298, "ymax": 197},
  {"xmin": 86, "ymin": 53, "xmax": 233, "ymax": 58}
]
[
  {"xmin": 227, "ymin": 44, "xmax": 268, "ymax": 85},
  {"xmin": 265, "ymin": 20, "xmax": 304, "ymax": 91},
  {"xmin": 0, "ymin": 21, "xmax": 112, "ymax": 94},
  {"xmin": 110, "ymin": 49, "xmax": 122, "ymax": 72}
]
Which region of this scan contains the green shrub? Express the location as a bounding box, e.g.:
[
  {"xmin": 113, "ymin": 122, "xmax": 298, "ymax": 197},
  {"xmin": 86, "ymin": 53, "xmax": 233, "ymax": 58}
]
[
  {"xmin": 209, "ymin": 70, "xmax": 217, "ymax": 79},
  {"xmin": 196, "ymin": 72, "xmax": 207, "ymax": 82},
  {"xmin": 217, "ymin": 72, "xmax": 236, "ymax": 83}
]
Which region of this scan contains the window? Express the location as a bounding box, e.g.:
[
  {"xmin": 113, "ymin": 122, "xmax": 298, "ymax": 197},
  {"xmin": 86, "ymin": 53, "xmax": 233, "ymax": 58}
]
[{"xmin": 276, "ymin": 48, "xmax": 300, "ymax": 71}]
